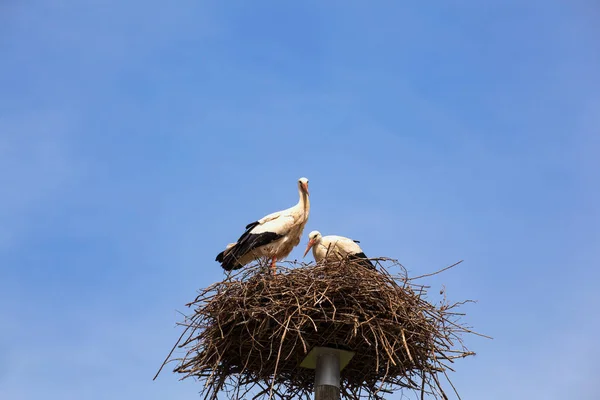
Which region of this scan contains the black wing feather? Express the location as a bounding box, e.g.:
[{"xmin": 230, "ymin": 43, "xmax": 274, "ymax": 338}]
[
  {"xmin": 349, "ymin": 252, "xmax": 375, "ymax": 270},
  {"xmin": 216, "ymin": 221, "xmax": 283, "ymax": 271},
  {"xmin": 216, "ymin": 221, "xmax": 259, "ymax": 264},
  {"xmin": 245, "ymin": 221, "xmax": 260, "ymax": 231}
]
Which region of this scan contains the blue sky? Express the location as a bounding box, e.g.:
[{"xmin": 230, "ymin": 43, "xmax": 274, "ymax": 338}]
[{"xmin": 1, "ymin": 1, "xmax": 599, "ymax": 399}]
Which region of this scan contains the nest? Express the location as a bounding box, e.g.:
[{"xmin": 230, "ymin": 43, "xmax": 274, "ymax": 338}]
[{"xmin": 157, "ymin": 258, "xmax": 482, "ymax": 399}]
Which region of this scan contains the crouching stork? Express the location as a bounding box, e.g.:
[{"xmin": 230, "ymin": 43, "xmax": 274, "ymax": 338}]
[
  {"xmin": 216, "ymin": 177, "xmax": 310, "ymax": 275},
  {"xmin": 303, "ymin": 230, "xmax": 375, "ymax": 270}
]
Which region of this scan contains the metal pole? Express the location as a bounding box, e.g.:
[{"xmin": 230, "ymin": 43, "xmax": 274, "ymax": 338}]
[
  {"xmin": 300, "ymin": 346, "xmax": 353, "ymax": 400},
  {"xmin": 314, "ymin": 351, "xmax": 340, "ymax": 400}
]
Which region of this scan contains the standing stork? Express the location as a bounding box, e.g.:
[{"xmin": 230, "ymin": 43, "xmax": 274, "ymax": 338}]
[
  {"xmin": 216, "ymin": 177, "xmax": 310, "ymax": 275},
  {"xmin": 303, "ymin": 230, "xmax": 375, "ymax": 270}
]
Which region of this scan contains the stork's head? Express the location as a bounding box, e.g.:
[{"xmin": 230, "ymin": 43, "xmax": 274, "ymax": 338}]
[
  {"xmin": 298, "ymin": 177, "xmax": 309, "ymax": 196},
  {"xmin": 303, "ymin": 230, "xmax": 322, "ymax": 258}
]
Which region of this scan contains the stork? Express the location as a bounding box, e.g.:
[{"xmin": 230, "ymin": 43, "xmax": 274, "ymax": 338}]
[
  {"xmin": 216, "ymin": 177, "xmax": 310, "ymax": 275},
  {"xmin": 303, "ymin": 230, "xmax": 375, "ymax": 270}
]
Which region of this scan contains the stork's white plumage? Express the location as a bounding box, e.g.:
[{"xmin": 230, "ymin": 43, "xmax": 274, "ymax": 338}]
[
  {"xmin": 216, "ymin": 177, "xmax": 310, "ymax": 274},
  {"xmin": 303, "ymin": 230, "xmax": 375, "ymax": 270}
]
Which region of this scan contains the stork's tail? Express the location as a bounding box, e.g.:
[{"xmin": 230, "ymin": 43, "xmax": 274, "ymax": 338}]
[
  {"xmin": 349, "ymin": 252, "xmax": 376, "ymax": 270},
  {"xmin": 216, "ymin": 244, "xmax": 243, "ymax": 271}
]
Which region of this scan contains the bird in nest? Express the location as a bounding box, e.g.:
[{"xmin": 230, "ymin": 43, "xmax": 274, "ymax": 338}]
[{"xmin": 303, "ymin": 230, "xmax": 376, "ymax": 270}]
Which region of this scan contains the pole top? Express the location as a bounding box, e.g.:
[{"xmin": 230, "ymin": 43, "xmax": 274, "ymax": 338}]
[{"xmin": 299, "ymin": 346, "xmax": 355, "ymax": 371}]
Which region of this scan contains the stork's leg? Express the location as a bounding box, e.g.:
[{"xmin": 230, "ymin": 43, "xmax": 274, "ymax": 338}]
[{"xmin": 270, "ymin": 258, "xmax": 277, "ymax": 275}]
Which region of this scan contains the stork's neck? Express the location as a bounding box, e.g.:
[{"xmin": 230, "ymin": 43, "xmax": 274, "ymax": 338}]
[{"xmin": 297, "ymin": 188, "xmax": 310, "ymax": 219}]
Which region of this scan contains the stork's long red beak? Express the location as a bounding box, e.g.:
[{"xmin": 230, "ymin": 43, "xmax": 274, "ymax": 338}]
[
  {"xmin": 303, "ymin": 239, "xmax": 315, "ymax": 258},
  {"xmin": 302, "ymin": 182, "xmax": 309, "ymax": 196}
]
